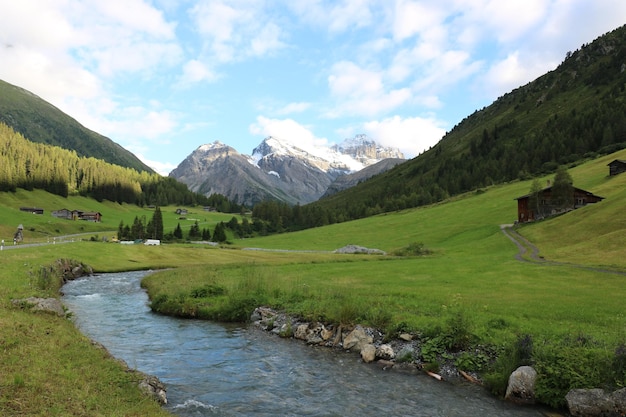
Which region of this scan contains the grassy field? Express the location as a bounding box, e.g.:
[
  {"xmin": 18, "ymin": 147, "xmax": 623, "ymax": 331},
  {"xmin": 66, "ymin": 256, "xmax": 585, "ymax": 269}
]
[{"xmin": 1, "ymin": 149, "xmax": 625, "ymax": 413}]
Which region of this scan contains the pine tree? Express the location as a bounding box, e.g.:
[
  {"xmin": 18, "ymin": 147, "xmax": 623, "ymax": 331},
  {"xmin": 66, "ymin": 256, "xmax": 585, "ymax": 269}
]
[
  {"xmin": 173, "ymin": 223, "xmax": 183, "ymax": 239},
  {"xmin": 152, "ymin": 207, "xmax": 164, "ymax": 240},
  {"xmin": 212, "ymin": 222, "xmax": 227, "ymax": 242}
]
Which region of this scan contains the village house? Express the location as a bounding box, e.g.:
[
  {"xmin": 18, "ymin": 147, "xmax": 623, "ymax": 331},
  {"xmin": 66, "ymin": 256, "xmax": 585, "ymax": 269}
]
[
  {"xmin": 608, "ymin": 159, "xmax": 626, "ymax": 176},
  {"xmin": 515, "ymin": 186, "xmax": 604, "ymax": 223},
  {"xmin": 52, "ymin": 208, "xmax": 80, "ymax": 220},
  {"xmin": 51, "ymin": 209, "xmax": 102, "ymax": 222},
  {"xmin": 79, "ymin": 212, "xmax": 102, "ymax": 222}
]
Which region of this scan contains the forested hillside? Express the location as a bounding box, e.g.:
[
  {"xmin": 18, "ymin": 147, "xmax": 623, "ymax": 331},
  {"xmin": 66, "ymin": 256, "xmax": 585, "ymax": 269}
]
[
  {"xmin": 252, "ymin": 24, "xmax": 626, "ymax": 231},
  {"xmin": 0, "ymin": 122, "xmax": 242, "ymax": 212},
  {"xmin": 0, "ymin": 79, "xmax": 153, "ymax": 173}
]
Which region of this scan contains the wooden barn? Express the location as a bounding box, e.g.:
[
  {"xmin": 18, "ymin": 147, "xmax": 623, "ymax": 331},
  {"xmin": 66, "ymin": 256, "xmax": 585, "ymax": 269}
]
[
  {"xmin": 79, "ymin": 212, "xmax": 102, "ymax": 222},
  {"xmin": 608, "ymin": 159, "xmax": 626, "ymax": 176},
  {"xmin": 515, "ymin": 186, "xmax": 604, "ymax": 223}
]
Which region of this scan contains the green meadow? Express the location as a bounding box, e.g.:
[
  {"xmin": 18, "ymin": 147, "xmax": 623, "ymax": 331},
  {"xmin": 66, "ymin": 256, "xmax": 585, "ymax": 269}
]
[{"xmin": 1, "ymin": 149, "xmax": 625, "ymax": 414}]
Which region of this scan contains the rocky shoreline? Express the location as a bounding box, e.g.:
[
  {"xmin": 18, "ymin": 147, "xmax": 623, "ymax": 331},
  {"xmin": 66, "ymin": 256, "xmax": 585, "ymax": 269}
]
[{"xmin": 250, "ymin": 306, "xmax": 626, "ymax": 417}]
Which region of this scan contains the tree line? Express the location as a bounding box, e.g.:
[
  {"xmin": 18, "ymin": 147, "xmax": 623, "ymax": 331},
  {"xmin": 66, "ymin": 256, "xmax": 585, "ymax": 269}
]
[
  {"xmin": 117, "ymin": 209, "xmax": 255, "ymax": 243},
  {"xmin": 0, "ymin": 122, "xmax": 244, "ymax": 212}
]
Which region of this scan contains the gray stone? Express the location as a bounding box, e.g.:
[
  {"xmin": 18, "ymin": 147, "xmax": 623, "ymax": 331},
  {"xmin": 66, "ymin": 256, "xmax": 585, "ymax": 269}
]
[
  {"xmin": 566, "ymin": 388, "xmax": 614, "ymax": 417},
  {"xmin": 343, "ymin": 326, "xmax": 373, "ymax": 351},
  {"xmin": 612, "ymin": 387, "xmax": 626, "ymax": 414},
  {"xmin": 375, "ymin": 344, "xmax": 395, "ymax": 360},
  {"xmin": 360, "ymin": 344, "xmax": 376, "ymax": 363},
  {"xmin": 505, "ymin": 366, "xmax": 537, "ymax": 404},
  {"xmin": 294, "ymin": 324, "xmax": 309, "ymax": 341},
  {"xmin": 13, "ymin": 297, "xmax": 66, "ymax": 316},
  {"xmin": 138, "ymin": 374, "xmax": 167, "ymax": 405},
  {"xmin": 395, "ymin": 345, "xmax": 415, "ymax": 363}
]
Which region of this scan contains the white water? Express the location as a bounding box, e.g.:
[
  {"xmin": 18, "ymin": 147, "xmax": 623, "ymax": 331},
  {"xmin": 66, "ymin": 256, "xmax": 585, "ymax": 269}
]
[{"xmin": 62, "ymin": 271, "xmax": 549, "ymax": 417}]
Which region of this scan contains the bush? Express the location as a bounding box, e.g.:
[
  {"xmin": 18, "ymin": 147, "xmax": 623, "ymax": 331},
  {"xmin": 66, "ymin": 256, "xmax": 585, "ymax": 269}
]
[
  {"xmin": 392, "ymin": 242, "xmax": 432, "ymax": 256},
  {"xmin": 533, "ymin": 344, "xmax": 611, "ymax": 408}
]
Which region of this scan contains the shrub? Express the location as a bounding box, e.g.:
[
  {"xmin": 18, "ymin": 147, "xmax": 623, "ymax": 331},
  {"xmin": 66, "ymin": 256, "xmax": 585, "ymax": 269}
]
[
  {"xmin": 533, "ymin": 344, "xmax": 610, "ymax": 408},
  {"xmin": 392, "ymin": 242, "xmax": 432, "ymax": 256}
]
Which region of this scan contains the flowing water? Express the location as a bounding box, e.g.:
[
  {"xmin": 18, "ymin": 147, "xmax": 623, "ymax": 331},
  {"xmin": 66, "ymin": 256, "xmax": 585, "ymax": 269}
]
[{"xmin": 61, "ymin": 271, "xmax": 549, "ymax": 417}]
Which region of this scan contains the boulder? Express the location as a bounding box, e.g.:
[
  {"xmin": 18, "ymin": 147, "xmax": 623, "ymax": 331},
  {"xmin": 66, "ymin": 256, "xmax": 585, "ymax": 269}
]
[
  {"xmin": 376, "ymin": 344, "xmax": 395, "ymax": 360},
  {"xmin": 343, "ymin": 326, "xmax": 373, "ymax": 351},
  {"xmin": 294, "ymin": 324, "xmax": 309, "ymax": 341},
  {"xmin": 566, "ymin": 389, "xmax": 615, "ymax": 417},
  {"xmin": 321, "ymin": 327, "xmax": 334, "ymax": 341},
  {"xmin": 360, "ymin": 344, "xmax": 376, "ymax": 363},
  {"xmin": 612, "ymin": 388, "xmax": 626, "ymax": 414},
  {"xmin": 505, "ymin": 366, "xmax": 537, "ymax": 404},
  {"xmin": 12, "ymin": 297, "xmax": 65, "ymax": 316},
  {"xmin": 138, "ymin": 373, "xmax": 167, "ymax": 405}
]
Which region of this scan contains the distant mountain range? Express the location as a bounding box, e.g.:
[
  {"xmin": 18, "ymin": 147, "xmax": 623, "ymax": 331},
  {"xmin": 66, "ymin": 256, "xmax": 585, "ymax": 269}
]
[{"xmin": 169, "ymin": 135, "xmax": 405, "ymax": 206}]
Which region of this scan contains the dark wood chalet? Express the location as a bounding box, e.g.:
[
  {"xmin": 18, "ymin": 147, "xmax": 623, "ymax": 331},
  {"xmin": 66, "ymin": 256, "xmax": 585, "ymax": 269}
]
[
  {"xmin": 19, "ymin": 207, "xmax": 44, "ymax": 215},
  {"xmin": 80, "ymin": 212, "xmax": 102, "ymax": 222},
  {"xmin": 515, "ymin": 186, "xmax": 604, "ymax": 223},
  {"xmin": 608, "ymin": 159, "xmax": 626, "ymax": 176}
]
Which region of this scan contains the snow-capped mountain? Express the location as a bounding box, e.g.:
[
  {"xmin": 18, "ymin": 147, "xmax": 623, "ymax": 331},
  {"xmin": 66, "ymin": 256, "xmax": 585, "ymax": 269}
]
[{"xmin": 169, "ymin": 135, "xmax": 405, "ymax": 206}]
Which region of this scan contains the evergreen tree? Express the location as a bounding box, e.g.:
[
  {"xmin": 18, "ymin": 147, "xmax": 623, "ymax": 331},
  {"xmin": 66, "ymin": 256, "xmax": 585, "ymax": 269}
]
[
  {"xmin": 173, "ymin": 223, "xmax": 183, "ymax": 239},
  {"xmin": 202, "ymin": 227, "xmax": 211, "ymax": 241},
  {"xmin": 153, "ymin": 206, "xmax": 164, "ymax": 240},
  {"xmin": 212, "ymin": 222, "xmax": 227, "ymax": 242},
  {"xmin": 117, "ymin": 220, "xmax": 125, "ymax": 240},
  {"xmin": 188, "ymin": 221, "xmax": 201, "ymax": 240}
]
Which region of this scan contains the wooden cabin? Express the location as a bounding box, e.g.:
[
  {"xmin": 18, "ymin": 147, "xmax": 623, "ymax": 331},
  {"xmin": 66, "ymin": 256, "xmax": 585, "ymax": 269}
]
[
  {"xmin": 515, "ymin": 186, "xmax": 604, "ymax": 223},
  {"xmin": 608, "ymin": 159, "xmax": 626, "ymax": 176},
  {"xmin": 79, "ymin": 212, "xmax": 102, "ymax": 222}
]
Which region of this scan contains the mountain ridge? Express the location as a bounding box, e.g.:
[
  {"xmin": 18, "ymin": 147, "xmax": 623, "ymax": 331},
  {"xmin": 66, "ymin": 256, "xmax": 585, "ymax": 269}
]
[
  {"xmin": 0, "ymin": 79, "xmax": 154, "ymax": 173},
  {"xmin": 170, "ymin": 135, "xmax": 405, "ymax": 206}
]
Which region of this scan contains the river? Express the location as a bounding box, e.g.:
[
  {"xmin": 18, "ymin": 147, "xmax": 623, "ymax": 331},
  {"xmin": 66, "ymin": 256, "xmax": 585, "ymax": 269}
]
[{"xmin": 61, "ymin": 271, "xmax": 549, "ymax": 417}]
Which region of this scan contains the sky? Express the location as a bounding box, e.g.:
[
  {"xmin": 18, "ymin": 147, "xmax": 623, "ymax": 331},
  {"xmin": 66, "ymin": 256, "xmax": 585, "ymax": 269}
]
[{"xmin": 1, "ymin": 1, "xmax": 625, "ymax": 175}]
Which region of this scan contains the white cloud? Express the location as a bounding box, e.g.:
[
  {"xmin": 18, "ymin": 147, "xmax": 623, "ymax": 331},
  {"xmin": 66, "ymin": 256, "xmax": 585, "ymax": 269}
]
[
  {"xmin": 178, "ymin": 59, "xmax": 218, "ymax": 85},
  {"xmin": 249, "ymin": 116, "xmax": 329, "ymax": 152},
  {"xmin": 189, "ymin": 0, "xmax": 286, "ymax": 64},
  {"xmin": 137, "ymin": 154, "xmax": 178, "ymax": 176},
  {"xmin": 363, "ymin": 115, "xmax": 447, "ymax": 158},
  {"xmin": 327, "ymin": 61, "xmax": 412, "ymax": 117},
  {"xmin": 286, "ymin": 0, "xmax": 376, "ymax": 33},
  {"xmin": 391, "ymin": 0, "xmax": 446, "ymax": 42},
  {"xmin": 276, "ymin": 102, "xmax": 312, "ymax": 115}
]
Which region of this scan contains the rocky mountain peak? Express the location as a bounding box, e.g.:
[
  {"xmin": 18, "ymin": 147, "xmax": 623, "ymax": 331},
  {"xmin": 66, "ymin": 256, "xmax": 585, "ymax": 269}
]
[
  {"xmin": 332, "ymin": 134, "xmax": 404, "ymax": 163},
  {"xmin": 170, "ymin": 134, "xmax": 405, "ymax": 206}
]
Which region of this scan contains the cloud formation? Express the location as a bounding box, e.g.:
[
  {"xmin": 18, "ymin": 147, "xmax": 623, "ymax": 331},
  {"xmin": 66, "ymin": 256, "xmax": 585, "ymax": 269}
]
[{"xmin": 1, "ymin": 0, "xmax": 625, "ymax": 173}]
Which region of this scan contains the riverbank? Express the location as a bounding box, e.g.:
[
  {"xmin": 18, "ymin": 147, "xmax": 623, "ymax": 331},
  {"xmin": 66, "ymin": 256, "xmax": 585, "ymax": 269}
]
[{"xmin": 0, "ymin": 248, "xmax": 173, "ymax": 417}]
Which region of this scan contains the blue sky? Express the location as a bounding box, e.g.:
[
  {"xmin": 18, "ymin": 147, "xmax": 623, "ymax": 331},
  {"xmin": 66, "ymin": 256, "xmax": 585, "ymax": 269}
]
[{"xmin": 1, "ymin": 1, "xmax": 625, "ymax": 175}]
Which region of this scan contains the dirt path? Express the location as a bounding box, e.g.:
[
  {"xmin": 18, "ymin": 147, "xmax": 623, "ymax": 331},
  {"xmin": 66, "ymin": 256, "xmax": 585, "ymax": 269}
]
[{"xmin": 500, "ymin": 224, "xmax": 626, "ymax": 276}]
